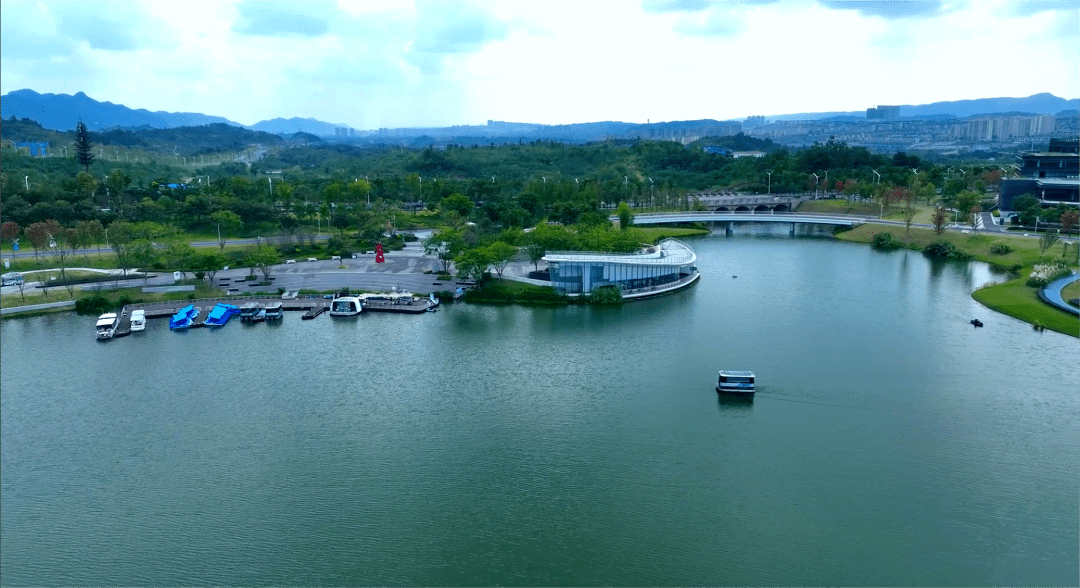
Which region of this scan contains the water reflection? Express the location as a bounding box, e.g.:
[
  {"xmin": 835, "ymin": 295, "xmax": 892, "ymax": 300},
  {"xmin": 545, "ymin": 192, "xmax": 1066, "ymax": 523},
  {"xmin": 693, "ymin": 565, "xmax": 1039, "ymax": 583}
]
[{"xmin": 717, "ymin": 392, "xmax": 754, "ymax": 413}]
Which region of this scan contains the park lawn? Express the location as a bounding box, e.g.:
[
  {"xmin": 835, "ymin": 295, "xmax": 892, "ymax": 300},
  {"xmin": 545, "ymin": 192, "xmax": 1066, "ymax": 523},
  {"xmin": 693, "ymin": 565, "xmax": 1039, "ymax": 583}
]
[
  {"xmin": 1, "ymin": 280, "xmax": 222, "ymax": 310},
  {"xmin": 636, "ymin": 227, "xmax": 710, "ymax": 241},
  {"xmin": 1061, "ymin": 280, "xmax": 1080, "ymax": 306},
  {"xmin": 836, "ymin": 223, "xmax": 1055, "ymax": 268},
  {"xmin": 973, "ymin": 278, "xmax": 1079, "ymax": 337},
  {"xmin": 798, "ymin": 199, "xmax": 944, "ymax": 224}
]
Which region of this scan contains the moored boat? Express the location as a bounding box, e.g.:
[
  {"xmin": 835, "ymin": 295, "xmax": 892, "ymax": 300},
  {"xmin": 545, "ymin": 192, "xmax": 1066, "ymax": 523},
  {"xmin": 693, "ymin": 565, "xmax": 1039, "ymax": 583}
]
[
  {"xmin": 204, "ymin": 303, "xmax": 240, "ymax": 327},
  {"xmin": 95, "ymin": 313, "xmax": 118, "ymax": 339},
  {"xmin": 716, "ymin": 370, "xmax": 755, "ymax": 394},
  {"xmin": 239, "ymin": 302, "xmax": 262, "ymax": 322},
  {"xmin": 264, "ymin": 302, "xmax": 283, "ymax": 320},
  {"xmin": 129, "ymin": 309, "xmax": 146, "ymax": 332},
  {"xmin": 329, "ymin": 295, "xmax": 363, "ymax": 316},
  {"xmin": 169, "ymin": 305, "xmax": 200, "ymax": 330}
]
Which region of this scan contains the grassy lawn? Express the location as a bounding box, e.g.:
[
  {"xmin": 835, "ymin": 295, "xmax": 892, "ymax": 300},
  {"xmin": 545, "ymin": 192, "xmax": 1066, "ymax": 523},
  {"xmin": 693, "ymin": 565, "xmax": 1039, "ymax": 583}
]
[
  {"xmin": 973, "ymin": 279, "xmax": 1078, "ymax": 337},
  {"xmin": 798, "ymin": 198, "xmax": 944, "ymax": 224},
  {"xmin": 636, "ymin": 227, "xmax": 711, "ymax": 241},
  {"xmin": 836, "ymin": 223, "xmax": 1052, "ymax": 268},
  {"xmin": 1062, "ymin": 281, "xmax": 1080, "ymax": 307},
  {"xmin": 1, "ymin": 280, "xmax": 221, "ymax": 310},
  {"xmin": 837, "ymin": 223, "xmax": 1079, "ymax": 337}
]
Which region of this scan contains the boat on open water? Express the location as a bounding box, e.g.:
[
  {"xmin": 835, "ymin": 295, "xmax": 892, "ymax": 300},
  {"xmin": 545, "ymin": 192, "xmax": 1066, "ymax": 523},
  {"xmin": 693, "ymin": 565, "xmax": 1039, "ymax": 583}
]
[{"xmin": 716, "ymin": 370, "xmax": 755, "ymax": 394}]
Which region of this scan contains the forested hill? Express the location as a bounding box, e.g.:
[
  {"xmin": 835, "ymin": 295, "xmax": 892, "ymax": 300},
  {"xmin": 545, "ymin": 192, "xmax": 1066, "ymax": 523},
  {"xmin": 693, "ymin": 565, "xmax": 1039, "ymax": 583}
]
[{"xmin": 2, "ymin": 117, "xmax": 285, "ymax": 155}]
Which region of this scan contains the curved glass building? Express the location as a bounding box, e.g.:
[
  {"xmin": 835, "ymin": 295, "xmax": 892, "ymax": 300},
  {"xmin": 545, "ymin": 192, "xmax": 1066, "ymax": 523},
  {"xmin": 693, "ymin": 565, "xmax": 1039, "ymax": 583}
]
[{"xmin": 543, "ymin": 238, "xmax": 699, "ymax": 298}]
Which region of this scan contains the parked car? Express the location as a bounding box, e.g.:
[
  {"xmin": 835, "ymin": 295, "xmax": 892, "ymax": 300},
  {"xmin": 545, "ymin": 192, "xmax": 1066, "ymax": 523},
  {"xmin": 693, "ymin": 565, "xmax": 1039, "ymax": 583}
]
[
  {"xmin": 286, "ymin": 259, "xmax": 296, "ymax": 264},
  {"xmin": 307, "ymin": 257, "xmax": 318, "ymax": 262},
  {"xmin": 331, "ymin": 255, "xmax": 341, "ymax": 261}
]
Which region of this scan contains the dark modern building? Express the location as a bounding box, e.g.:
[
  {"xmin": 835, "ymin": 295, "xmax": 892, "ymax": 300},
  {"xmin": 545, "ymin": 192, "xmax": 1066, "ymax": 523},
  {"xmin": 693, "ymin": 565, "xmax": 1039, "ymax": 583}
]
[{"xmin": 1000, "ymin": 139, "xmax": 1079, "ymax": 210}]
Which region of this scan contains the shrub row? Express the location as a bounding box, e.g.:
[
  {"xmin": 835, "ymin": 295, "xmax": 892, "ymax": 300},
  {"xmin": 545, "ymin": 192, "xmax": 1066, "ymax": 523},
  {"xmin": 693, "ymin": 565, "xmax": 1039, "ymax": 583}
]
[{"xmin": 922, "ymin": 240, "xmax": 972, "ymax": 260}]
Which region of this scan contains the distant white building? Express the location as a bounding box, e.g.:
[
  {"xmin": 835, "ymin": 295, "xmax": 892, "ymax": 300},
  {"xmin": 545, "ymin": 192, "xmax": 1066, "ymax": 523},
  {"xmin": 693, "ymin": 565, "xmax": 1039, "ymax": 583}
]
[{"xmin": 732, "ymin": 151, "xmax": 766, "ymax": 158}]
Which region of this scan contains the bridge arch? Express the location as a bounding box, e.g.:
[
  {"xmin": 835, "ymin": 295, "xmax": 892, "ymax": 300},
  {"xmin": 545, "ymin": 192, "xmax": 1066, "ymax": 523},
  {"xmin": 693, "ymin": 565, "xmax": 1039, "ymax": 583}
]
[
  {"xmin": 714, "ymin": 206, "xmax": 731, "ymax": 212},
  {"xmin": 734, "ymin": 205, "xmax": 751, "ymax": 212},
  {"xmin": 754, "ymin": 205, "xmax": 771, "ymax": 213},
  {"xmin": 774, "ymin": 203, "xmax": 790, "ymax": 212}
]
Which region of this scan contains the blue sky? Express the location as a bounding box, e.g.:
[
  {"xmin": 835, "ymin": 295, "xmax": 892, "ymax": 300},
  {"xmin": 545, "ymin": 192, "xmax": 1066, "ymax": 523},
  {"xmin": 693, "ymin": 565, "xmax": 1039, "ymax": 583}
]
[{"xmin": 1, "ymin": 0, "xmax": 1077, "ymax": 128}]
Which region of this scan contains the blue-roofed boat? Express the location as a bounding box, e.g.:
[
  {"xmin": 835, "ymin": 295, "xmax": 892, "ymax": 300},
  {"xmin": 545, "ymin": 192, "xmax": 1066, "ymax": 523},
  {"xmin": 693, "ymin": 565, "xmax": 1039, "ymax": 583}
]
[
  {"xmin": 204, "ymin": 303, "xmax": 240, "ymax": 327},
  {"xmin": 169, "ymin": 304, "xmax": 200, "ymax": 329}
]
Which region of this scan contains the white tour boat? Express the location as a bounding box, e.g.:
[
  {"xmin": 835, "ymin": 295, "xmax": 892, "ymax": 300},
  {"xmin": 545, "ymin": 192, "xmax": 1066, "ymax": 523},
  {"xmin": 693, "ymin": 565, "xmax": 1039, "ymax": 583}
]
[
  {"xmin": 716, "ymin": 370, "xmax": 755, "ymax": 394},
  {"xmin": 329, "ymin": 295, "xmax": 363, "ymax": 317},
  {"xmin": 129, "ymin": 309, "xmax": 146, "ymax": 332},
  {"xmin": 95, "ymin": 313, "xmax": 119, "ymax": 340}
]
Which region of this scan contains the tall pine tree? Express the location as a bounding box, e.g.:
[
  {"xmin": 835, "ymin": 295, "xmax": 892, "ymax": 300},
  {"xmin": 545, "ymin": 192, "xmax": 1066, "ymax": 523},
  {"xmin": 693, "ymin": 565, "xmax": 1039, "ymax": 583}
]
[{"xmin": 74, "ymin": 119, "xmax": 94, "ymax": 171}]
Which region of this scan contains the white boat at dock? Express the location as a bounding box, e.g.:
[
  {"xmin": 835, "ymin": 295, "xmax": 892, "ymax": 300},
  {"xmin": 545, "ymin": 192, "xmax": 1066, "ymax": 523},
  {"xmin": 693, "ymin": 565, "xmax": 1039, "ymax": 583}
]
[
  {"xmin": 329, "ymin": 295, "xmax": 363, "ymax": 317},
  {"xmin": 129, "ymin": 309, "xmax": 146, "ymax": 332},
  {"xmin": 95, "ymin": 313, "xmax": 118, "ymax": 339}
]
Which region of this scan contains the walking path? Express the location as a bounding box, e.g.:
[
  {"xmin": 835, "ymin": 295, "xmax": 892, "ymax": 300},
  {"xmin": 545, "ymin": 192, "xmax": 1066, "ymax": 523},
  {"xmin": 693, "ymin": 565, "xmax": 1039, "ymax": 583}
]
[{"xmin": 1040, "ymin": 272, "xmax": 1080, "ymax": 315}]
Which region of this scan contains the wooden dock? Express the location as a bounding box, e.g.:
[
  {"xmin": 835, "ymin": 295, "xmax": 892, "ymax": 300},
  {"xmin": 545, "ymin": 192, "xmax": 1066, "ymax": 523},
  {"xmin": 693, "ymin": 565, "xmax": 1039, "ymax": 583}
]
[{"xmin": 112, "ymin": 296, "xmax": 331, "ymax": 334}]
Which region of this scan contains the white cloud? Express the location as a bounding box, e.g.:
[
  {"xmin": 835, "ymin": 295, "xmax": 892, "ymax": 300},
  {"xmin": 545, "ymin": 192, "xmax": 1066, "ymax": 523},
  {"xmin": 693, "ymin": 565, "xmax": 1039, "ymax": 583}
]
[{"xmin": 0, "ymin": 0, "xmax": 1076, "ymax": 129}]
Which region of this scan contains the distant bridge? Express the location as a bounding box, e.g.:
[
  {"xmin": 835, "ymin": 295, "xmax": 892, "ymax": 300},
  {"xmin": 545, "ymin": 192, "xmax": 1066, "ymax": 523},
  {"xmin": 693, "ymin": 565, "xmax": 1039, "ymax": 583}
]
[{"xmin": 619, "ymin": 211, "xmax": 874, "ymax": 235}]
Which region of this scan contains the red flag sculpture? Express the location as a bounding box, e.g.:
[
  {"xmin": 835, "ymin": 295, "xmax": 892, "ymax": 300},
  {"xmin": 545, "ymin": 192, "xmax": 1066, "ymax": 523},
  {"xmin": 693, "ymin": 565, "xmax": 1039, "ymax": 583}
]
[{"xmin": 375, "ymin": 242, "xmax": 384, "ymax": 263}]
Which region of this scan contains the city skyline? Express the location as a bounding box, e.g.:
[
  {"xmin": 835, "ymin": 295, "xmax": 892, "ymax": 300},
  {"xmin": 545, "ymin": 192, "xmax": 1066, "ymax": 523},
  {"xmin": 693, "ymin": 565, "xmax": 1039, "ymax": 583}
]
[{"xmin": 1, "ymin": 0, "xmax": 1077, "ymax": 130}]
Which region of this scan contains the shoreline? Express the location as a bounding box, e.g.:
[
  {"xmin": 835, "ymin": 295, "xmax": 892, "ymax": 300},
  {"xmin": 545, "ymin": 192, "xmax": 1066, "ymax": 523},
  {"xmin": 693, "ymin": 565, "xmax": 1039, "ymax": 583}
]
[{"xmin": 835, "ymin": 224, "xmax": 1079, "ymax": 337}]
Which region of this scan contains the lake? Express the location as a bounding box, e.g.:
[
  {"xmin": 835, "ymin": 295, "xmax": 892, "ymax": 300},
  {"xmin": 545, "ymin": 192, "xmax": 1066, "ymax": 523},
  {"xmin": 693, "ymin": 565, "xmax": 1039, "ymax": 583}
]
[{"xmin": 2, "ymin": 227, "xmax": 1077, "ymax": 586}]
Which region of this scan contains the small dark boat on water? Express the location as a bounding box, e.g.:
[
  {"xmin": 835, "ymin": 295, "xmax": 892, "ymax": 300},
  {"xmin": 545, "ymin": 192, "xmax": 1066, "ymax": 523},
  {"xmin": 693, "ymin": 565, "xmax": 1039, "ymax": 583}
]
[{"xmin": 970, "ymin": 319, "xmax": 983, "ymax": 328}]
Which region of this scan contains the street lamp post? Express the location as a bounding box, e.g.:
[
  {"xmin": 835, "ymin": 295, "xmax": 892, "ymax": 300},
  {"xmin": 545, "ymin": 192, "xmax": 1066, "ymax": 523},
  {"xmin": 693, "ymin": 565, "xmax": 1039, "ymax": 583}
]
[
  {"xmin": 766, "ymin": 171, "xmax": 772, "ymax": 195},
  {"xmin": 811, "ymin": 173, "xmax": 819, "ymax": 198},
  {"xmin": 24, "ymin": 175, "xmax": 29, "ymax": 190},
  {"xmin": 823, "ymin": 170, "xmax": 830, "ymax": 196}
]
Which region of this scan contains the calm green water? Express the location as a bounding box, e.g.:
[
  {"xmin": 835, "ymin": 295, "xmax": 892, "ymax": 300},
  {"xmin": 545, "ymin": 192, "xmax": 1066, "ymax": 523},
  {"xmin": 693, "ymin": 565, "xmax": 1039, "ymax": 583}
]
[{"xmin": 2, "ymin": 229, "xmax": 1077, "ymax": 586}]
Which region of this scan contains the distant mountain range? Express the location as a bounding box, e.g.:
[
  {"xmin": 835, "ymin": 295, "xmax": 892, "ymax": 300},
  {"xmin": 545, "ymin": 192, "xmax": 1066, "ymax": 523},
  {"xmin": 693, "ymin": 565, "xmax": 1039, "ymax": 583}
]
[
  {"xmin": 2, "ymin": 88, "xmax": 1077, "ymax": 138},
  {"xmin": 1, "ymin": 89, "xmax": 240, "ymax": 131}
]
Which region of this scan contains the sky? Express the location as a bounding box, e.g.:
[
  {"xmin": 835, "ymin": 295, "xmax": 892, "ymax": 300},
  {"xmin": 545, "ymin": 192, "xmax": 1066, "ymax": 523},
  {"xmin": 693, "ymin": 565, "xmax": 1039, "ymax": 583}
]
[{"xmin": 1, "ymin": 0, "xmax": 1077, "ymax": 129}]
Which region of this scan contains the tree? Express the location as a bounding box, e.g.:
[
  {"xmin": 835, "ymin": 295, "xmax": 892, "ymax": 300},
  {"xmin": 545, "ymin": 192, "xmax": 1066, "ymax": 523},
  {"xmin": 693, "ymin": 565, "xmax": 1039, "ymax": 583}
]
[
  {"xmin": 74, "ymin": 220, "xmax": 105, "ymax": 262},
  {"xmin": 523, "ymin": 231, "xmax": 547, "ymax": 271},
  {"xmin": 901, "ymin": 203, "xmax": 917, "ymax": 236},
  {"xmin": 485, "ymin": 241, "xmax": 517, "ymax": 280},
  {"xmin": 164, "ymin": 243, "xmax": 197, "ymax": 278},
  {"xmin": 49, "ymin": 226, "xmax": 78, "ymax": 295},
  {"xmin": 440, "ymin": 193, "xmax": 474, "ymax": 217},
  {"xmin": 455, "ymin": 246, "xmax": 492, "ymax": 283},
  {"xmin": 424, "ymin": 229, "xmax": 464, "ymax": 273},
  {"xmin": 210, "ymin": 210, "xmax": 242, "ymax": 250},
  {"xmin": 108, "ymin": 221, "xmax": 135, "ymax": 275},
  {"xmin": 1059, "ymin": 209, "xmax": 1078, "ymax": 235},
  {"xmin": 1039, "ymin": 230, "xmax": 1060, "ymax": 254},
  {"xmin": 193, "ymin": 251, "xmax": 228, "ymax": 283},
  {"xmin": 968, "ymin": 205, "xmax": 982, "ymax": 234},
  {"xmin": 616, "ymin": 201, "xmax": 634, "ymax": 230},
  {"xmin": 75, "ymin": 119, "xmax": 94, "ymax": 171},
  {"xmin": 23, "ymin": 221, "xmax": 51, "ymax": 261},
  {"xmin": 128, "ymin": 240, "xmax": 158, "ymax": 286},
  {"xmin": 1, "ymin": 221, "xmax": 20, "ymax": 263},
  {"xmin": 75, "ymin": 171, "xmax": 99, "ymax": 202},
  {"xmin": 954, "ymin": 191, "xmax": 980, "ymax": 226},
  {"xmin": 248, "ymin": 245, "xmax": 280, "ymax": 282},
  {"xmin": 931, "ymin": 206, "xmax": 948, "ymax": 235}
]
